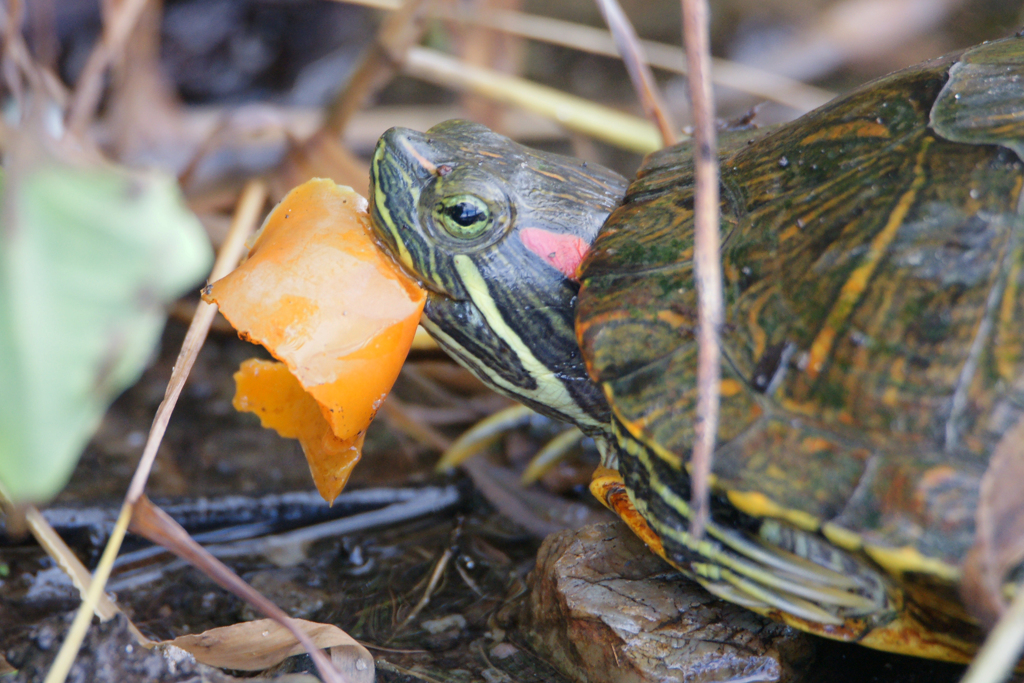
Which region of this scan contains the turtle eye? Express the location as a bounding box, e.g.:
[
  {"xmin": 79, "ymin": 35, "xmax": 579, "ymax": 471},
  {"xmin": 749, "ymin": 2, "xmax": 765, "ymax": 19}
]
[{"xmin": 435, "ymin": 195, "xmax": 491, "ymax": 239}]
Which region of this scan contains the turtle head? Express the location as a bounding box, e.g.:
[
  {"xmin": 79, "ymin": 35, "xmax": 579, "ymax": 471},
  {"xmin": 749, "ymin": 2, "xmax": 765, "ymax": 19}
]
[{"xmin": 369, "ymin": 120, "xmax": 627, "ymax": 432}]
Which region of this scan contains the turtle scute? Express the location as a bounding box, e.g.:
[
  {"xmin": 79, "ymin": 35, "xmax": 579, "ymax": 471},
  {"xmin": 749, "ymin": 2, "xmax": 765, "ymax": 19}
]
[{"xmin": 576, "ymin": 35, "xmax": 1024, "ymax": 654}]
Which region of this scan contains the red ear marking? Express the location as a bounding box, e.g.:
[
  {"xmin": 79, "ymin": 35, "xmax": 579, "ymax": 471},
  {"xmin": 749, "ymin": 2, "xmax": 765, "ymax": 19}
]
[{"xmin": 519, "ymin": 228, "xmax": 591, "ymax": 281}]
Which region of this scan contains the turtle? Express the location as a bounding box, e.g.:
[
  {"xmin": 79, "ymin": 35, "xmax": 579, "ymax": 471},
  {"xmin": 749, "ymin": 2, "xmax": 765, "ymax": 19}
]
[{"xmin": 367, "ymin": 36, "xmax": 1024, "ymax": 662}]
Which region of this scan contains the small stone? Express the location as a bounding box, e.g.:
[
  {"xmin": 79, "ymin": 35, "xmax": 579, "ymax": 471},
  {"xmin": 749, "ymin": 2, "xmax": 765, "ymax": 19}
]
[
  {"xmin": 421, "ymin": 614, "xmax": 467, "ymax": 635},
  {"xmin": 489, "ymin": 642, "xmax": 519, "ymax": 660},
  {"xmin": 518, "ymin": 521, "xmax": 815, "ymax": 683},
  {"xmin": 482, "ymin": 668, "xmax": 514, "ymax": 683}
]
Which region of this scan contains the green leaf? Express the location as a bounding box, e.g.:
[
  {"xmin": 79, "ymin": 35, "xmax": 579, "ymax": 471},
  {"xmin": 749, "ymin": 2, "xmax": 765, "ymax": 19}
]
[{"xmin": 0, "ymin": 164, "xmax": 213, "ymax": 503}]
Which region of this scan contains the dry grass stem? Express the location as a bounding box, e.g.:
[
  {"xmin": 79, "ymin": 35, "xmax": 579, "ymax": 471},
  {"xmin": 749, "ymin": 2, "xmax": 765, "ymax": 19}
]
[
  {"xmin": 959, "ymin": 583, "xmax": 1024, "ymax": 683},
  {"xmin": 455, "ymin": 561, "xmax": 484, "ymax": 597},
  {"xmin": 42, "ymin": 506, "xmax": 133, "ymax": 683},
  {"xmin": 436, "ymin": 404, "xmax": 534, "ymax": 471},
  {"xmin": 338, "ymin": 0, "xmax": 833, "ymax": 111},
  {"xmin": 681, "ymin": 0, "xmax": 722, "ymax": 541},
  {"xmin": 376, "ymin": 659, "xmax": 449, "ymax": 683},
  {"xmin": 24, "ymin": 506, "xmax": 152, "ymax": 646},
  {"xmin": 521, "ymin": 428, "xmax": 584, "ymax": 485},
  {"xmin": 460, "ymin": 458, "xmax": 571, "ymax": 538},
  {"xmin": 379, "ymin": 399, "xmax": 454, "ymax": 452},
  {"xmin": 126, "ymin": 179, "xmax": 266, "ymax": 501},
  {"xmin": 453, "ymin": 0, "xmax": 523, "ymax": 131},
  {"xmin": 1, "ymin": 0, "xmax": 43, "ymax": 106},
  {"xmin": 434, "ymin": 7, "xmax": 834, "ymax": 112},
  {"xmin": 397, "ymin": 547, "xmax": 454, "ymax": 630},
  {"xmin": 403, "ymin": 46, "xmax": 662, "ymax": 153},
  {"xmin": 43, "ymin": 180, "xmax": 265, "ymax": 683}
]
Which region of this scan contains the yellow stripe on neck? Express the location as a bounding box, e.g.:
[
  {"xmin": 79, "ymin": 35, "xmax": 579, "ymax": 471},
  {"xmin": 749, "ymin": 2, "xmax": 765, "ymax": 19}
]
[{"xmin": 452, "ymin": 254, "xmax": 602, "ymax": 431}]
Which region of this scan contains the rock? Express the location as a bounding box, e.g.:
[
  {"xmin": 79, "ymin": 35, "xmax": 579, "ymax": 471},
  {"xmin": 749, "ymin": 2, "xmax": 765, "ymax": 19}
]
[{"xmin": 519, "ymin": 521, "xmax": 815, "ymax": 683}]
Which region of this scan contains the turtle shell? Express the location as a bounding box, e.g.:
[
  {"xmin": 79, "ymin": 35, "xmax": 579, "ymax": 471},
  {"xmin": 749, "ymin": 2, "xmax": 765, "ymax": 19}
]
[{"xmin": 577, "ymin": 36, "xmax": 1024, "ymax": 605}]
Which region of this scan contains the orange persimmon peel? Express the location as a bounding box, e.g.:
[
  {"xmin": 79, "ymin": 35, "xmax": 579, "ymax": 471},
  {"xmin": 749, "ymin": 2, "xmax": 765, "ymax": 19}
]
[{"xmin": 203, "ymin": 179, "xmax": 426, "ymax": 502}]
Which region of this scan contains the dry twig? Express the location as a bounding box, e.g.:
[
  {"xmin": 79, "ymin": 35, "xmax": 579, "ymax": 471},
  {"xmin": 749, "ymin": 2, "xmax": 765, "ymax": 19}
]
[
  {"xmin": 65, "ymin": 0, "xmax": 151, "ymax": 137},
  {"xmin": 128, "ymin": 496, "xmax": 351, "ymax": 683},
  {"xmin": 681, "ymin": 0, "xmax": 722, "ymax": 540},
  {"xmin": 595, "ymin": 0, "xmax": 676, "ymax": 145}
]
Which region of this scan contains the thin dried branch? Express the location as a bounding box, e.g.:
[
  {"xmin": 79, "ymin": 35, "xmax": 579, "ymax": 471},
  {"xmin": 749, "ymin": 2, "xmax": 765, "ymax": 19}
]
[
  {"xmin": 350, "ymin": 0, "xmax": 832, "ymax": 111},
  {"xmin": 276, "ymin": 0, "xmax": 431, "ymax": 198},
  {"xmin": 395, "ymin": 546, "xmax": 454, "ymax": 630},
  {"xmin": 26, "ymin": 0, "xmax": 57, "ymax": 70},
  {"xmin": 379, "ymin": 398, "xmax": 454, "ymax": 452},
  {"xmin": 436, "ymin": 404, "xmax": 534, "ymax": 471},
  {"xmin": 128, "ymin": 496, "xmax": 348, "ymax": 683},
  {"xmin": 106, "ymin": 0, "xmax": 182, "ymax": 163},
  {"xmin": 274, "ymin": 127, "xmax": 370, "ymax": 199},
  {"xmin": 681, "ymin": 0, "xmax": 722, "ymax": 541},
  {"xmin": 521, "ymin": 428, "xmax": 584, "ymax": 485},
  {"xmin": 456, "ymin": 0, "xmax": 525, "ymax": 131},
  {"xmin": 42, "ymin": 506, "xmax": 134, "ymax": 683},
  {"xmin": 65, "ymin": 0, "xmax": 151, "ymax": 138},
  {"xmin": 595, "ymin": 0, "xmax": 676, "ymax": 145},
  {"xmin": 461, "ymin": 457, "xmax": 610, "ymax": 537},
  {"xmin": 1, "ymin": 0, "xmax": 45, "ymax": 114},
  {"xmin": 377, "ymin": 658, "xmax": 449, "ymax": 683}
]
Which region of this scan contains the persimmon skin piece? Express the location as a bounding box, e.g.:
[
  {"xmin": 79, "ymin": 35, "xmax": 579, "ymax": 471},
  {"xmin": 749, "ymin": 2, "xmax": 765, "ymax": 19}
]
[
  {"xmin": 204, "ymin": 179, "xmax": 426, "ymax": 501},
  {"xmin": 233, "ymin": 358, "xmax": 363, "ymax": 502}
]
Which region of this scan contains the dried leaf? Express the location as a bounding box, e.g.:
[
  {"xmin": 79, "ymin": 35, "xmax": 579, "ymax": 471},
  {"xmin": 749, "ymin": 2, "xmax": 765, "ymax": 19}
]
[
  {"xmin": 165, "ymin": 618, "xmax": 373, "ymax": 680},
  {"xmin": 129, "ymin": 496, "xmax": 345, "ymax": 683}
]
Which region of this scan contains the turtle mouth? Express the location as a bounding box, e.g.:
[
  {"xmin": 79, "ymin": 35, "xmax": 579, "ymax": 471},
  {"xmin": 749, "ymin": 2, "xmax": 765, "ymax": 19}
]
[{"xmin": 422, "ymin": 283, "xmax": 460, "ymax": 303}]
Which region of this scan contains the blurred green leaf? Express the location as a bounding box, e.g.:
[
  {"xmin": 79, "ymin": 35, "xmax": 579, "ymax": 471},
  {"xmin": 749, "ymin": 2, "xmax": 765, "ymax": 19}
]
[{"xmin": 0, "ymin": 164, "xmax": 213, "ymax": 503}]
